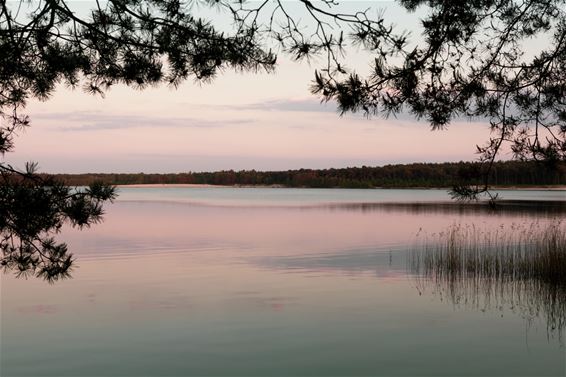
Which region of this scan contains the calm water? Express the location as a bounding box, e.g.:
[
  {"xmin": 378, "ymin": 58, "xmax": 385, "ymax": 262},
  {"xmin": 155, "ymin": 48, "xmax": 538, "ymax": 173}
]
[{"xmin": 1, "ymin": 188, "xmax": 565, "ymax": 376}]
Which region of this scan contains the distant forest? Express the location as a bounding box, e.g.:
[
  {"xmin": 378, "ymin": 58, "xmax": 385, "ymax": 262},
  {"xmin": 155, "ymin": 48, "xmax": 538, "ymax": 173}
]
[{"xmin": 52, "ymin": 161, "xmax": 566, "ymax": 189}]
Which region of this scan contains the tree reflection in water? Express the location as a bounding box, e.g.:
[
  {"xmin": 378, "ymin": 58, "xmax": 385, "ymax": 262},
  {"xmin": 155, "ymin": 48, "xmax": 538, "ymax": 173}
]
[{"xmin": 410, "ymin": 221, "xmax": 566, "ymax": 343}]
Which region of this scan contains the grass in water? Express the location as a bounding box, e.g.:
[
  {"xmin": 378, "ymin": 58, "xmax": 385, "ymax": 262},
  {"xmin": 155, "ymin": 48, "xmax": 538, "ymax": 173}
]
[{"xmin": 411, "ymin": 221, "xmax": 566, "ymax": 342}]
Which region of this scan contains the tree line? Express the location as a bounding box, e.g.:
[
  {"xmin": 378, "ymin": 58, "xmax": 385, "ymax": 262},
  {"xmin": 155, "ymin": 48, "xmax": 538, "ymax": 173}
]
[{"xmin": 52, "ymin": 161, "xmax": 566, "ymax": 189}]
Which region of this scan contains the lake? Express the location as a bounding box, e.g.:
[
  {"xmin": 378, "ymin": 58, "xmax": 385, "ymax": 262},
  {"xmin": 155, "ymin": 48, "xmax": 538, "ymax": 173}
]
[{"xmin": 1, "ymin": 187, "xmax": 565, "ymax": 376}]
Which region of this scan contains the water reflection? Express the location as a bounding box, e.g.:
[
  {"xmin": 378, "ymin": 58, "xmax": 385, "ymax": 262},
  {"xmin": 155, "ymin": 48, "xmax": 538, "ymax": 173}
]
[
  {"xmin": 4, "ymin": 199, "xmax": 564, "ymax": 282},
  {"xmin": 410, "ymin": 222, "xmax": 566, "ymax": 343},
  {"xmin": 413, "ymin": 273, "xmax": 565, "ymax": 343},
  {"xmin": 257, "ymin": 247, "xmax": 408, "ymax": 277},
  {"xmin": 321, "ymin": 200, "xmax": 566, "ymax": 216},
  {"xmin": 3, "ymin": 192, "xmax": 566, "ymax": 375}
]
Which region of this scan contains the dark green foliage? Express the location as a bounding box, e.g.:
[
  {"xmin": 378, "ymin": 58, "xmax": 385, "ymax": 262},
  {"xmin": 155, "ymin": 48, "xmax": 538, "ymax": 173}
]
[
  {"xmin": 0, "ymin": 163, "xmax": 116, "ymax": 282},
  {"xmin": 0, "ymin": 0, "xmax": 276, "ymax": 121},
  {"xmin": 52, "ymin": 161, "xmax": 566, "ymax": 189}
]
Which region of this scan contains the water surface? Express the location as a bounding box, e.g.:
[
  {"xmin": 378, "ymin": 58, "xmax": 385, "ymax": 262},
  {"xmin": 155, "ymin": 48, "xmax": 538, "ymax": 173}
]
[{"xmin": 2, "ymin": 188, "xmax": 565, "ymax": 376}]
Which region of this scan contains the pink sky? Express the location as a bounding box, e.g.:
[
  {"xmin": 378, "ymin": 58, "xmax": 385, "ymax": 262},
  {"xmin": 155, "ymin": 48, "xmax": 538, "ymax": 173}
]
[{"xmin": 5, "ymin": 2, "xmax": 498, "ymax": 173}]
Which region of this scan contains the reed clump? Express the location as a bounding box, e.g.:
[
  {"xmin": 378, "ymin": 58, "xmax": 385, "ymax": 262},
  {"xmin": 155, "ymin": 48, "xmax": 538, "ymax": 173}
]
[
  {"xmin": 416, "ymin": 222, "xmax": 565, "ymax": 284},
  {"xmin": 411, "ymin": 221, "xmax": 566, "ymax": 341}
]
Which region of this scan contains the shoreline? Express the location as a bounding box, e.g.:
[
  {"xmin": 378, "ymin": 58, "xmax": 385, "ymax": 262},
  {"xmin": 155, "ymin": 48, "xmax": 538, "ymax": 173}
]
[{"xmin": 116, "ymin": 183, "xmax": 566, "ymax": 191}]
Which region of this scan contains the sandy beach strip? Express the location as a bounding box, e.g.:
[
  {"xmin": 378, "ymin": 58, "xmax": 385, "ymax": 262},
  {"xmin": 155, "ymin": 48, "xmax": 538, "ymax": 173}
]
[{"xmin": 116, "ymin": 184, "xmax": 227, "ymax": 188}]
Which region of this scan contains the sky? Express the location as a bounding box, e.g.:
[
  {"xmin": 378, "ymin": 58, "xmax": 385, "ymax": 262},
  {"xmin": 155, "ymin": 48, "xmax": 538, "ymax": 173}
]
[{"xmin": 6, "ymin": 1, "xmax": 497, "ymax": 173}]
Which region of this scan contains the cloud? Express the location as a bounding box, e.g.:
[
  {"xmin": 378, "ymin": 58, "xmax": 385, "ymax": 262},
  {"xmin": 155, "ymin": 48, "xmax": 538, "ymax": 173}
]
[
  {"xmin": 33, "ymin": 111, "xmax": 254, "ymax": 131},
  {"xmin": 223, "ymin": 97, "xmax": 490, "ymax": 125},
  {"xmin": 199, "ymin": 97, "xmax": 345, "ymax": 114},
  {"xmin": 237, "ymin": 98, "xmax": 341, "ymax": 113}
]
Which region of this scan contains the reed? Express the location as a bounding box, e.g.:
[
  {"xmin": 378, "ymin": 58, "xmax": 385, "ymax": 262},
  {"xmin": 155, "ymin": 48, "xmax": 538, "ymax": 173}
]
[{"xmin": 411, "ymin": 221, "xmax": 566, "ymax": 341}]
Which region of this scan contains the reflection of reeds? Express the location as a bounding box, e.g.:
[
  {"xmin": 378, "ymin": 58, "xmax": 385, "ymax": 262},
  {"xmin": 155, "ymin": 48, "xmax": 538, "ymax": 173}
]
[
  {"xmin": 325, "ymin": 200, "xmax": 566, "ymax": 216},
  {"xmin": 411, "ymin": 221, "xmax": 566, "ymax": 342}
]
